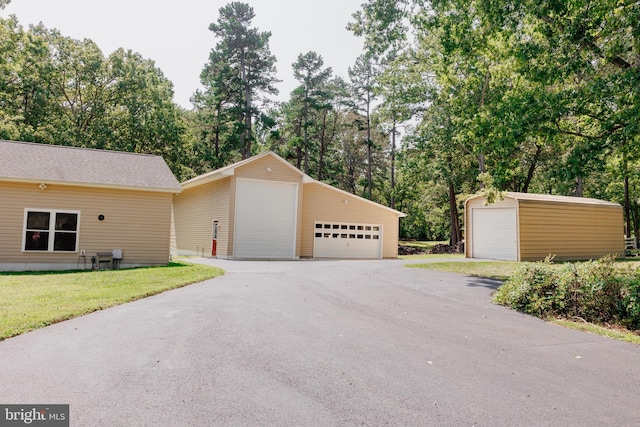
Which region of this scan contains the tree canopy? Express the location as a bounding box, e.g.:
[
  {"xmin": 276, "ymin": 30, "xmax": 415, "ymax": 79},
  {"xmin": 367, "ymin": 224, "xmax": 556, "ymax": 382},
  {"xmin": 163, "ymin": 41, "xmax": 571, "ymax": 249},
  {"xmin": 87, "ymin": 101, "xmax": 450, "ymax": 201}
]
[
  {"xmin": 348, "ymin": 0, "xmax": 640, "ymax": 243},
  {"xmin": 3, "ymin": 0, "xmax": 640, "ymax": 244}
]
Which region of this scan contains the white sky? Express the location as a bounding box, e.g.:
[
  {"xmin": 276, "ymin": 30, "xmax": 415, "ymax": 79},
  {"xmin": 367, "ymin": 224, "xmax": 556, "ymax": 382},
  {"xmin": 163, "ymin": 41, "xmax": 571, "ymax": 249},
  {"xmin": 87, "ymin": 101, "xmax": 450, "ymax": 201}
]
[{"xmin": 2, "ymin": 0, "xmax": 365, "ymax": 109}]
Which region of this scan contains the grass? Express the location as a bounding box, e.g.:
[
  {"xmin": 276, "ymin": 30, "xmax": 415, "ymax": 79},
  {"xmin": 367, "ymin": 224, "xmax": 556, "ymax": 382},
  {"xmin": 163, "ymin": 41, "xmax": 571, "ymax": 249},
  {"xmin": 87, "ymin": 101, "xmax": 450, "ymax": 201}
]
[
  {"xmin": 549, "ymin": 319, "xmax": 640, "ymax": 344},
  {"xmin": 0, "ymin": 262, "xmax": 223, "ymax": 341},
  {"xmin": 406, "ymin": 257, "xmax": 640, "ymax": 279},
  {"xmin": 406, "ymin": 260, "xmax": 520, "ymax": 280}
]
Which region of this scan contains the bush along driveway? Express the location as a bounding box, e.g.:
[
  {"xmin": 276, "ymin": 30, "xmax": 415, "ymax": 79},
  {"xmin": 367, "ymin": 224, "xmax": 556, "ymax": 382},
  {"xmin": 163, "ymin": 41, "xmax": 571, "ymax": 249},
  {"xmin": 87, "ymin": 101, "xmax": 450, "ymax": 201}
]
[{"xmin": 494, "ymin": 256, "xmax": 640, "ymax": 337}]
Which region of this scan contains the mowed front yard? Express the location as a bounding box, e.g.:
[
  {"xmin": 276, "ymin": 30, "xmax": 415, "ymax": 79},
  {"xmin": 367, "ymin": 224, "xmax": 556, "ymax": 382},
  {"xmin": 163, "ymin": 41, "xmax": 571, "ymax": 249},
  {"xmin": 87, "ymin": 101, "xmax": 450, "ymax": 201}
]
[{"xmin": 0, "ymin": 262, "xmax": 223, "ymax": 341}]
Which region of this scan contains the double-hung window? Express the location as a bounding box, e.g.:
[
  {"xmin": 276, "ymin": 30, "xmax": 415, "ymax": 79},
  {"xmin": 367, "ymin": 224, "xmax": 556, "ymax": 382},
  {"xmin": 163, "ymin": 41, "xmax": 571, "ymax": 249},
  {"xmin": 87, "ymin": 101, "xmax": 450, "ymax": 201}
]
[{"xmin": 23, "ymin": 209, "xmax": 80, "ymax": 252}]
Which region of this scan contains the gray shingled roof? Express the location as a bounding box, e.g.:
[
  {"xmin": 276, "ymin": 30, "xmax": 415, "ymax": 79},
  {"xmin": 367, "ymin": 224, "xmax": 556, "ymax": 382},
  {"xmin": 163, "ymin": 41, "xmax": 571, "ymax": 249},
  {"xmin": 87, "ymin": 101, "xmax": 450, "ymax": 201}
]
[{"xmin": 0, "ymin": 140, "xmax": 181, "ymax": 193}]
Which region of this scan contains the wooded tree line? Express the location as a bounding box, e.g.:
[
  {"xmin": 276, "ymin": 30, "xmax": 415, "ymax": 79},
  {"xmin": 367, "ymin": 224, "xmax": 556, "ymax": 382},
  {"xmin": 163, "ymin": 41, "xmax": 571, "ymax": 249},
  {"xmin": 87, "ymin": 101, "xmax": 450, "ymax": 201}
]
[
  {"xmin": 350, "ymin": 0, "xmax": 640, "ymax": 245},
  {"xmin": 0, "ymin": 12, "xmax": 192, "ymax": 179},
  {"xmin": 2, "ymin": 1, "xmax": 639, "ymax": 244}
]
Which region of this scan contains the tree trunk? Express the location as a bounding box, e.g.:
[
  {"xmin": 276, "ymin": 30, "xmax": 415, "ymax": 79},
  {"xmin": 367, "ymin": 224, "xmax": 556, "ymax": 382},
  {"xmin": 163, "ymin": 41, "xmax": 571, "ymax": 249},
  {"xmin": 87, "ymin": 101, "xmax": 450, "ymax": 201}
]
[
  {"xmin": 367, "ymin": 140, "xmax": 372, "ymax": 200},
  {"xmin": 318, "ymin": 111, "xmax": 327, "ymax": 181},
  {"xmin": 522, "ymin": 143, "xmax": 542, "ymax": 193},
  {"xmin": 624, "ymin": 174, "xmax": 632, "ymax": 238},
  {"xmin": 448, "ymin": 180, "xmax": 461, "ymax": 247},
  {"xmin": 390, "ymin": 121, "xmax": 396, "ymax": 210},
  {"xmin": 244, "ymin": 80, "xmax": 252, "ymax": 159},
  {"xmin": 239, "ymin": 49, "xmax": 248, "ymax": 159},
  {"xmin": 213, "ymin": 125, "xmax": 220, "ymax": 162},
  {"xmin": 366, "ymin": 92, "xmax": 372, "ymax": 200},
  {"xmin": 574, "ymin": 175, "xmax": 583, "ymax": 197},
  {"xmin": 476, "ymin": 66, "xmax": 490, "ymax": 186},
  {"xmin": 633, "ymin": 197, "xmax": 639, "ymax": 248},
  {"xmin": 295, "ymin": 146, "xmax": 302, "ymax": 170},
  {"xmin": 303, "ymin": 88, "xmax": 309, "ymax": 174},
  {"xmin": 478, "ymin": 154, "xmax": 487, "ymax": 188}
]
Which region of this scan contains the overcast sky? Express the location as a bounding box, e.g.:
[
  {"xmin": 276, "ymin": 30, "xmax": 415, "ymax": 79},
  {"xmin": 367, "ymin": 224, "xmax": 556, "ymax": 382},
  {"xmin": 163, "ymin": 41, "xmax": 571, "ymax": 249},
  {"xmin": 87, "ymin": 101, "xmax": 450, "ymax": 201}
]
[{"xmin": 2, "ymin": 0, "xmax": 365, "ymax": 109}]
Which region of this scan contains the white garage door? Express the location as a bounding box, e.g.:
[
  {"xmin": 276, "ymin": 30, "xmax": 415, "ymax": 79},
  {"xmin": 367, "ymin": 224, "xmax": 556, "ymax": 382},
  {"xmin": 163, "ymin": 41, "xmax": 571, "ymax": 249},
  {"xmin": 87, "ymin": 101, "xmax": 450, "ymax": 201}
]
[
  {"xmin": 471, "ymin": 208, "xmax": 518, "ymax": 261},
  {"xmin": 313, "ymin": 222, "xmax": 382, "ymax": 259},
  {"xmin": 234, "ymin": 179, "xmax": 298, "ymax": 259}
]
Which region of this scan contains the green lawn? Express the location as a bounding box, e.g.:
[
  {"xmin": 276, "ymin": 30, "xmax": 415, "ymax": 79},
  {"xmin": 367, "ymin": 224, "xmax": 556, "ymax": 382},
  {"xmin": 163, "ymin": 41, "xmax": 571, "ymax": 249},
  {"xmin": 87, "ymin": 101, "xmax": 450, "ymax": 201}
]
[
  {"xmin": 405, "ymin": 260, "xmax": 521, "ymax": 280},
  {"xmin": 405, "ymin": 257, "xmax": 640, "ymax": 280},
  {"xmin": 0, "ymin": 262, "xmax": 223, "ymax": 341},
  {"xmin": 550, "ymin": 319, "xmax": 640, "ymax": 345}
]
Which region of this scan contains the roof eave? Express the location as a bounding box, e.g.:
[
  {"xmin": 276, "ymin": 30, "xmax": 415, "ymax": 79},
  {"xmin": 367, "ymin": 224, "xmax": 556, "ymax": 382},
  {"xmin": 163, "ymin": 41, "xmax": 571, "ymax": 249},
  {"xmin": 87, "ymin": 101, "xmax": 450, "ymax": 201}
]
[
  {"xmin": 181, "ymin": 168, "xmax": 234, "ymax": 190},
  {"xmin": 466, "ymin": 192, "xmax": 621, "ymax": 208},
  {"xmin": 0, "ymin": 177, "xmax": 182, "ymax": 194}
]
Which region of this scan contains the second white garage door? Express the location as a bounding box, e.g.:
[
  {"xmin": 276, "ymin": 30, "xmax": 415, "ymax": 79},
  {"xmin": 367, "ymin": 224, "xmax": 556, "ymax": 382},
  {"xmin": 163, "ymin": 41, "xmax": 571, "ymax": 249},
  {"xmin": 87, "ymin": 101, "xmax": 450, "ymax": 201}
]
[
  {"xmin": 313, "ymin": 222, "xmax": 382, "ymax": 259},
  {"xmin": 234, "ymin": 178, "xmax": 298, "ymax": 259},
  {"xmin": 471, "ymin": 207, "xmax": 518, "ymax": 260}
]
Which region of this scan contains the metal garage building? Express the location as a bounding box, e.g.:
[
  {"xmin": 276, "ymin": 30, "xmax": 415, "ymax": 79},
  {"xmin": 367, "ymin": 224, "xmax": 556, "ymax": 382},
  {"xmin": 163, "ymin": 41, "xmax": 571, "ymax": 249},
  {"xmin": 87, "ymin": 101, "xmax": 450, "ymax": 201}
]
[
  {"xmin": 172, "ymin": 152, "xmax": 405, "ymax": 260},
  {"xmin": 465, "ymin": 192, "xmax": 624, "ymax": 261}
]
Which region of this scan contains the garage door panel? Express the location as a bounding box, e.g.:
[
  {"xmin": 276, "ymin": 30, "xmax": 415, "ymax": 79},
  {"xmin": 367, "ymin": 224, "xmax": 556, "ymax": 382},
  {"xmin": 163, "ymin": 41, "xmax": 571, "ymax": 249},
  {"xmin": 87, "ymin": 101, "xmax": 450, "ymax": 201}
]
[
  {"xmin": 314, "ymin": 222, "xmax": 382, "ymax": 259},
  {"xmin": 472, "ymin": 208, "xmax": 517, "ymax": 261},
  {"xmin": 235, "ymin": 179, "xmax": 297, "ymax": 258}
]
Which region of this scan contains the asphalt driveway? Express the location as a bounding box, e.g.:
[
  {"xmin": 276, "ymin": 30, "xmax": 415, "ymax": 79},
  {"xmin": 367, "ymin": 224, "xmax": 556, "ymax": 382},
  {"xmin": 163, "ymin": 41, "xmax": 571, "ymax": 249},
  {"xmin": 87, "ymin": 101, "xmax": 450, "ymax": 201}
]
[{"xmin": 1, "ymin": 259, "xmax": 639, "ymax": 426}]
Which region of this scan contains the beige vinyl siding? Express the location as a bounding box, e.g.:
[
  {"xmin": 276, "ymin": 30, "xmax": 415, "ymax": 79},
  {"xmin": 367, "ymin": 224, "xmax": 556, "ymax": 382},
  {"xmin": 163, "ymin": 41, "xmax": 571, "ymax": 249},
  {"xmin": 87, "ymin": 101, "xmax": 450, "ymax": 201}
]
[
  {"xmin": 172, "ymin": 178, "xmax": 230, "ymax": 257},
  {"xmin": 170, "ymin": 208, "xmax": 177, "ymax": 253},
  {"xmin": 228, "ymin": 177, "xmax": 236, "ymax": 257},
  {"xmin": 234, "ymin": 155, "xmax": 304, "ymax": 183},
  {"xmin": 0, "ymin": 182, "xmax": 172, "ymax": 268},
  {"xmin": 518, "ymin": 200, "xmax": 624, "ymax": 261},
  {"xmin": 301, "ymin": 182, "xmax": 400, "ymax": 258},
  {"xmin": 233, "ymin": 156, "xmax": 304, "ymax": 258}
]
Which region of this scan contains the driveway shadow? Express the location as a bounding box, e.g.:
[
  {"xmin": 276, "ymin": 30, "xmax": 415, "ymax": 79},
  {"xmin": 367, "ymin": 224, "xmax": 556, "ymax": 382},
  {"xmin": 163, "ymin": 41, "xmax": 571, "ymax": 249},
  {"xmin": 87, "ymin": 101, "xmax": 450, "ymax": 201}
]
[{"xmin": 465, "ymin": 276, "xmax": 503, "ymax": 291}]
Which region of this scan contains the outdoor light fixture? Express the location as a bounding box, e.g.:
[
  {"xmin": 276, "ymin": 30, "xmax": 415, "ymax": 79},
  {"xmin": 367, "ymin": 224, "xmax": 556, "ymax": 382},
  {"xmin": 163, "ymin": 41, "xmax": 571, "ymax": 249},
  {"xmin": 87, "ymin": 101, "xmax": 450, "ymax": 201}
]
[
  {"xmin": 343, "ymin": 200, "xmax": 349, "ymax": 205},
  {"xmin": 39, "ymin": 183, "xmax": 47, "ymax": 190},
  {"xmin": 266, "ymin": 167, "xmax": 272, "ymax": 172}
]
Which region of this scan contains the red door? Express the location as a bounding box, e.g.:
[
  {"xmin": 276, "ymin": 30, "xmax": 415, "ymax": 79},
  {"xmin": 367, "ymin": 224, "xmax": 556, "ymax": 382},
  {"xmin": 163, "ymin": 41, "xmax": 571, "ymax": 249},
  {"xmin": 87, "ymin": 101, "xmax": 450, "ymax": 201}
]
[{"xmin": 212, "ymin": 220, "xmax": 218, "ymax": 256}]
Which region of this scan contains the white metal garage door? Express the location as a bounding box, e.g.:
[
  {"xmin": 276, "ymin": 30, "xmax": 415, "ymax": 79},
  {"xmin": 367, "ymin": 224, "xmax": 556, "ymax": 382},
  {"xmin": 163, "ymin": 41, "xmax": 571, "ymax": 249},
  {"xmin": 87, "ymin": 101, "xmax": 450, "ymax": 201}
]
[
  {"xmin": 234, "ymin": 178, "xmax": 298, "ymax": 259},
  {"xmin": 471, "ymin": 207, "xmax": 518, "ymax": 260},
  {"xmin": 313, "ymin": 222, "xmax": 382, "ymax": 259}
]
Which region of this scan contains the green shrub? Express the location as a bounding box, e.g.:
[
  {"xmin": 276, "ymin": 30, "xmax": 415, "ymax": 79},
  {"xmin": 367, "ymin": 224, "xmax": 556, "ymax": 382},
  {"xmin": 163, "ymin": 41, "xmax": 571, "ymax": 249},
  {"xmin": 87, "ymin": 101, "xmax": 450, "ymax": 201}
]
[
  {"xmin": 493, "ymin": 261, "xmax": 560, "ymax": 316},
  {"xmin": 620, "ymin": 269, "xmax": 640, "ymax": 329},
  {"xmin": 494, "ymin": 256, "xmax": 638, "ymax": 328}
]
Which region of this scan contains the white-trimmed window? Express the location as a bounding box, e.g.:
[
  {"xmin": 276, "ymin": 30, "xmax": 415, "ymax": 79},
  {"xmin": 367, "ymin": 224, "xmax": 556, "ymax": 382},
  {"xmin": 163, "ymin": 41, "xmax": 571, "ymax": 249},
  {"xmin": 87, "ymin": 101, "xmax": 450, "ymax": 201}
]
[{"xmin": 23, "ymin": 209, "xmax": 80, "ymax": 252}]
